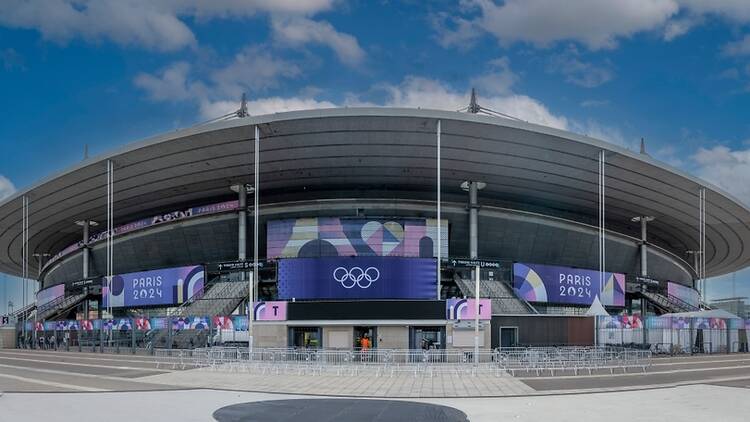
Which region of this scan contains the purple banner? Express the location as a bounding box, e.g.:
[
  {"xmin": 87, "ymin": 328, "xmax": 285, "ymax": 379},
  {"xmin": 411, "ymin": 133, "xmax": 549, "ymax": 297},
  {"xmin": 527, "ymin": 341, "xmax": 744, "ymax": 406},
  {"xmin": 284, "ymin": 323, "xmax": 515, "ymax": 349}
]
[
  {"xmin": 277, "ymin": 257, "xmax": 437, "ymax": 300},
  {"xmin": 513, "ymin": 263, "xmax": 625, "ymax": 306},
  {"xmin": 102, "ymin": 265, "xmax": 205, "ymax": 308},
  {"xmin": 36, "ymin": 284, "xmax": 64, "ymax": 307},
  {"xmin": 667, "ymin": 282, "xmax": 700, "ymax": 308}
]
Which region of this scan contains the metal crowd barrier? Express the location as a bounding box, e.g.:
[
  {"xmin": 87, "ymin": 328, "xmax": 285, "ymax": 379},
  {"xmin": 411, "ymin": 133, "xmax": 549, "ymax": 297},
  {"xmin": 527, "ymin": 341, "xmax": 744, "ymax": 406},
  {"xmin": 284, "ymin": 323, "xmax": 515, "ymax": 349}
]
[
  {"xmin": 495, "ymin": 346, "xmax": 652, "ymax": 376},
  {"xmin": 149, "ymin": 346, "xmax": 651, "ymax": 377}
]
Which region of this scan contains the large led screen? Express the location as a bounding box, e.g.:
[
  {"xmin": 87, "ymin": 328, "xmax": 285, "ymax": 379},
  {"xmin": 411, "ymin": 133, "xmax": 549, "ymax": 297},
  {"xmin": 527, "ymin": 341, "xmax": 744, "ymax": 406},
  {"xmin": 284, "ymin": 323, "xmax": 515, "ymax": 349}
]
[
  {"xmin": 102, "ymin": 265, "xmax": 204, "ymax": 308},
  {"xmin": 36, "ymin": 284, "xmax": 64, "ymax": 308},
  {"xmin": 513, "ymin": 263, "xmax": 625, "ymax": 307},
  {"xmin": 667, "ymin": 282, "xmax": 700, "ymax": 308},
  {"xmin": 267, "ymin": 217, "xmax": 448, "ymax": 259},
  {"xmin": 277, "ymin": 257, "xmax": 436, "ymax": 300}
]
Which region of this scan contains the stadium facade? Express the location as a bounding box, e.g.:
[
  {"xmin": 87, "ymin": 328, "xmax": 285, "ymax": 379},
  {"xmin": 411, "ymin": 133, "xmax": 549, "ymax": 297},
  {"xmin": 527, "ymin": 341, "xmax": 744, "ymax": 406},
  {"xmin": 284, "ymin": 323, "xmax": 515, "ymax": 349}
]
[{"xmin": 2, "ymin": 107, "xmax": 750, "ymax": 350}]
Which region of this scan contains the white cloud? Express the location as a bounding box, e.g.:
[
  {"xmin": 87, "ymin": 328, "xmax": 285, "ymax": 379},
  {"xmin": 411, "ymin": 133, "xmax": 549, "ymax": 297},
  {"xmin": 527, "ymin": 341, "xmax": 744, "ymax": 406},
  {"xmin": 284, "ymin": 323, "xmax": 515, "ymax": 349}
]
[
  {"xmin": 465, "ymin": 0, "xmax": 679, "ymax": 50},
  {"xmin": 437, "ymin": 1, "xmax": 750, "ymax": 51},
  {"xmin": 270, "ymin": 16, "xmax": 365, "ymax": 66},
  {"xmin": 0, "ymin": 0, "xmax": 340, "ymax": 52},
  {"xmin": 0, "ymin": 0, "xmax": 197, "ymax": 51},
  {"xmin": 0, "ymin": 175, "xmax": 16, "ymax": 201},
  {"xmin": 723, "ymin": 34, "xmax": 750, "ymax": 57},
  {"xmin": 360, "ymin": 76, "xmax": 569, "ymax": 130},
  {"xmin": 134, "ymin": 62, "xmax": 198, "ymax": 101},
  {"xmin": 210, "ymin": 46, "xmax": 302, "ymax": 96},
  {"xmin": 200, "ymin": 96, "xmax": 336, "ymax": 118},
  {"xmin": 678, "ymin": 0, "xmax": 750, "ymax": 23},
  {"xmin": 547, "ymin": 46, "xmax": 614, "ymax": 87},
  {"xmin": 469, "ymin": 57, "xmax": 519, "ymax": 95},
  {"xmin": 692, "ymin": 145, "xmax": 750, "ymax": 206},
  {"xmin": 663, "ymin": 17, "xmax": 700, "ymax": 41}
]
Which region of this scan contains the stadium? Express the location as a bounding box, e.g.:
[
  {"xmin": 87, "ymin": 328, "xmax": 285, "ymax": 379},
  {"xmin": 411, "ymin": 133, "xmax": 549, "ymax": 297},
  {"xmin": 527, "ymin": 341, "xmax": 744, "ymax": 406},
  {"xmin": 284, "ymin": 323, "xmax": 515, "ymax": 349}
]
[{"xmin": 2, "ymin": 105, "xmax": 750, "ymax": 352}]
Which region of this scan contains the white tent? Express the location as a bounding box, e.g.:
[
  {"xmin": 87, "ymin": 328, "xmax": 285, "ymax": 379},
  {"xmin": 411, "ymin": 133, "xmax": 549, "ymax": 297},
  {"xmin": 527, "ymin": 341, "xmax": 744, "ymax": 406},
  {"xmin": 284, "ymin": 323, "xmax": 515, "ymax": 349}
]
[
  {"xmin": 585, "ymin": 296, "xmax": 610, "ymax": 317},
  {"xmin": 661, "ymin": 309, "xmax": 741, "ymax": 319}
]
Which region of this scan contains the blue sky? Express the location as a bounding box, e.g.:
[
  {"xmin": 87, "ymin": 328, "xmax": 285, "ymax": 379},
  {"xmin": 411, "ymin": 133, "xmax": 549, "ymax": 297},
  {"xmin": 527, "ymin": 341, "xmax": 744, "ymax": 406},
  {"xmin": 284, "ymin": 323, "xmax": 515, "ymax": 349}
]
[{"xmin": 2, "ymin": 0, "xmax": 750, "ymax": 313}]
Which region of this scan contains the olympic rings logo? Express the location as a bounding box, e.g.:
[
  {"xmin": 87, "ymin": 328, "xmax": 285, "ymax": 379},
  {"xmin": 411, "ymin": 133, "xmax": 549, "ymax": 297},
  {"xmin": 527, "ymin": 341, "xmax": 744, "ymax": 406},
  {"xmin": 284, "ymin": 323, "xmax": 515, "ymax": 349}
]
[{"xmin": 333, "ymin": 266, "xmax": 380, "ymax": 289}]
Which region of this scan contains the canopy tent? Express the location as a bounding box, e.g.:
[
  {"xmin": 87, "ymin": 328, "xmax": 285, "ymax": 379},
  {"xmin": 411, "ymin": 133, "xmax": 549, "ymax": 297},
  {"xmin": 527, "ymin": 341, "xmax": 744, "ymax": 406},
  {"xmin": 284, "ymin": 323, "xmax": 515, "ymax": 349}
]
[
  {"xmin": 585, "ymin": 296, "xmax": 610, "ymax": 317},
  {"xmin": 661, "ymin": 309, "xmax": 741, "ymax": 319}
]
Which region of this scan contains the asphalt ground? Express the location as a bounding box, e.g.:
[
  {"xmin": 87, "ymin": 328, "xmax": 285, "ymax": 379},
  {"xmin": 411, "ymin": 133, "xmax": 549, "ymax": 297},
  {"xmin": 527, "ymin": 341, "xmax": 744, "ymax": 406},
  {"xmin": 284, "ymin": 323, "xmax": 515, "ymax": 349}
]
[{"xmin": 0, "ymin": 349, "xmax": 178, "ymax": 392}]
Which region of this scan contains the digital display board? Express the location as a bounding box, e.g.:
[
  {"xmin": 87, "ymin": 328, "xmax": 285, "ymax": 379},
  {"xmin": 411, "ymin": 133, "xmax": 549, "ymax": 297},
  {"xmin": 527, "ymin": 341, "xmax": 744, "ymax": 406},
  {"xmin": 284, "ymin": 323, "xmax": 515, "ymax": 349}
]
[
  {"xmin": 277, "ymin": 257, "xmax": 436, "ymax": 300},
  {"xmin": 513, "ymin": 263, "xmax": 625, "ymax": 307},
  {"xmin": 267, "ymin": 217, "xmax": 448, "ymax": 259},
  {"xmin": 667, "ymin": 282, "xmax": 700, "ymax": 308},
  {"xmin": 102, "ymin": 265, "xmax": 205, "ymax": 308},
  {"xmin": 36, "ymin": 284, "xmax": 64, "ymax": 308}
]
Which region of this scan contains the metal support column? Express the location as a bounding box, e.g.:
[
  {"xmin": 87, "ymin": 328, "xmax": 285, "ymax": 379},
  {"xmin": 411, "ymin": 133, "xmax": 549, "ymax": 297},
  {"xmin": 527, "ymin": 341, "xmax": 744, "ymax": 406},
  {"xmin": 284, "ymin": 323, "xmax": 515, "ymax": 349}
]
[
  {"xmin": 462, "ymin": 181, "xmax": 486, "ymax": 260},
  {"xmin": 640, "ymin": 218, "xmax": 648, "ymax": 278},
  {"xmin": 436, "ymin": 120, "xmax": 441, "ymax": 300},
  {"xmin": 238, "ymin": 185, "xmax": 247, "ymax": 262}
]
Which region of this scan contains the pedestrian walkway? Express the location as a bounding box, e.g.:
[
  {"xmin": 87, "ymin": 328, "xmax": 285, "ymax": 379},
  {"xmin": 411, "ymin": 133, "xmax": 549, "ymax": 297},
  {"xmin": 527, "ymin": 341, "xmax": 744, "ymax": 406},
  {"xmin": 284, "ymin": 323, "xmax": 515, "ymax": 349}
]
[{"xmin": 139, "ymin": 369, "xmax": 535, "ymax": 397}]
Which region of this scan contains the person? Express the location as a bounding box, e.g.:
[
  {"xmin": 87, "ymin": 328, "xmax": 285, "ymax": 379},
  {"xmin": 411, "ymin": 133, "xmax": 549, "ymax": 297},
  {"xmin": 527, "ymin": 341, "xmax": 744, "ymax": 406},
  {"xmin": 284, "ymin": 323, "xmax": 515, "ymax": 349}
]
[{"xmin": 361, "ymin": 334, "xmax": 370, "ymax": 351}]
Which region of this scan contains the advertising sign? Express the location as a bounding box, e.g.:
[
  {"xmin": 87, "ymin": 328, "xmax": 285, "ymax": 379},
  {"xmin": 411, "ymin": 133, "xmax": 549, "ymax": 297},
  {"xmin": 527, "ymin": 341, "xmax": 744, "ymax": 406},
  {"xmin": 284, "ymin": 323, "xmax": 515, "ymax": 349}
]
[
  {"xmin": 36, "ymin": 284, "xmax": 65, "ymax": 308},
  {"xmin": 102, "ymin": 265, "xmax": 205, "ymax": 308},
  {"xmin": 277, "ymin": 257, "xmax": 436, "ymax": 300},
  {"xmin": 445, "ymin": 299, "xmax": 491, "ymax": 320},
  {"xmin": 172, "ymin": 316, "xmax": 209, "ymax": 330},
  {"xmin": 513, "ymin": 263, "xmax": 625, "ymax": 306},
  {"xmin": 253, "ymin": 301, "xmax": 287, "ymax": 321},
  {"xmin": 268, "ymin": 217, "xmax": 448, "ymax": 259},
  {"xmin": 667, "ymin": 282, "xmax": 700, "ymax": 308}
]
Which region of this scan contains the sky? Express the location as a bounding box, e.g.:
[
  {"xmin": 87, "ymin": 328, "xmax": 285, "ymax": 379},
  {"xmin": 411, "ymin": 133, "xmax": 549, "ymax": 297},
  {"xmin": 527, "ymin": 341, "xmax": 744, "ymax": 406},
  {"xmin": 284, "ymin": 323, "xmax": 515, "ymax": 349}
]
[{"xmin": 2, "ymin": 0, "xmax": 750, "ymax": 314}]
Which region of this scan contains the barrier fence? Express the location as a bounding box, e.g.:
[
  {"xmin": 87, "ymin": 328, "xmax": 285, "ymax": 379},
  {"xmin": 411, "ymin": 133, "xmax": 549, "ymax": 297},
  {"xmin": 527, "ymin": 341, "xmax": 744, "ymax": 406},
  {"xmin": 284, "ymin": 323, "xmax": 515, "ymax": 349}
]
[
  {"xmin": 597, "ymin": 315, "xmax": 750, "ymax": 354},
  {"xmin": 150, "ymin": 346, "xmax": 651, "ymax": 377}
]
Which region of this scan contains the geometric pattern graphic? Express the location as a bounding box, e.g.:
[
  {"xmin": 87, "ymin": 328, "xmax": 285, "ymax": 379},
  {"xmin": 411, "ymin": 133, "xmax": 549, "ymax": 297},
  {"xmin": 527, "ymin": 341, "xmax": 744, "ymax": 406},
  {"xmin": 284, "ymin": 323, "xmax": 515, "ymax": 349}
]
[
  {"xmin": 102, "ymin": 265, "xmax": 205, "ymax": 309},
  {"xmin": 512, "ymin": 263, "xmax": 548, "ymax": 302},
  {"xmin": 513, "ymin": 262, "xmax": 625, "ymax": 307},
  {"xmin": 267, "ymin": 217, "xmax": 448, "ymax": 259}
]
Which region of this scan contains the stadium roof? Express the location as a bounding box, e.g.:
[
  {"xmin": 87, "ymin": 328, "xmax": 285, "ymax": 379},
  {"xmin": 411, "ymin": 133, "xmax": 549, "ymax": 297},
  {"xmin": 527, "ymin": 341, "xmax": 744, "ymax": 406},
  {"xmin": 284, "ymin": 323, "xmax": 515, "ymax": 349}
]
[{"xmin": 1, "ymin": 107, "xmax": 749, "ymax": 279}]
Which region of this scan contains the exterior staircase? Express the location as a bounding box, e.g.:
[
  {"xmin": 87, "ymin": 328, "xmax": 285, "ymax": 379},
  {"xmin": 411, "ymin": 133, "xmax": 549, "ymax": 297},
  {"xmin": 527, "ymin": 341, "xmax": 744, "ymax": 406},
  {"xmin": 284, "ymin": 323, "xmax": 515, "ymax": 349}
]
[
  {"xmin": 642, "ymin": 291, "xmax": 699, "ymax": 314},
  {"xmin": 36, "ymin": 293, "xmax": 87, "ymax": 321},
  {"xmin": 453, "ymin": 273, "xmax": 536, "ymax": 314},
  {"xmin": 170, "ymin": 281, "xmax": 248, "ymax": 318}
]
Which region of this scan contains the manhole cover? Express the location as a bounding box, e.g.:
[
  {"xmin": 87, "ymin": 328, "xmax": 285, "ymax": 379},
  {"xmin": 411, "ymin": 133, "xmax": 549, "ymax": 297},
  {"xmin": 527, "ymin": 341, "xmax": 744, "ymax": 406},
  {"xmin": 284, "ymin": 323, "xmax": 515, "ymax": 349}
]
[{"xmin": 213, "ymin": 398, "xmax": 469, "ymax": 422}]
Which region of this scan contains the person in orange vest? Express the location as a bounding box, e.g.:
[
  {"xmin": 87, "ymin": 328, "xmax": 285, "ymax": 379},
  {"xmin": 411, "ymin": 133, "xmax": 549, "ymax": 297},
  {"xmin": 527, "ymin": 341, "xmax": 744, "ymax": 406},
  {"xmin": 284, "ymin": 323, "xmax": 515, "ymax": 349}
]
[{"xmin": 361, "ymin": 334, "xmax": 370, "ymax": 350}]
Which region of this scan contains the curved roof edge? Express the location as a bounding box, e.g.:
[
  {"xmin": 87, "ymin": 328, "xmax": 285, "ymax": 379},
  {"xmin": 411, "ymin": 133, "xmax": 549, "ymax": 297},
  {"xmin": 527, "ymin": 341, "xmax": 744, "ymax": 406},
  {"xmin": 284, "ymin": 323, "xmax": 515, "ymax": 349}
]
[{"xmin": 2, "ymin": 107, "xmax": 747, "ymax": 216}]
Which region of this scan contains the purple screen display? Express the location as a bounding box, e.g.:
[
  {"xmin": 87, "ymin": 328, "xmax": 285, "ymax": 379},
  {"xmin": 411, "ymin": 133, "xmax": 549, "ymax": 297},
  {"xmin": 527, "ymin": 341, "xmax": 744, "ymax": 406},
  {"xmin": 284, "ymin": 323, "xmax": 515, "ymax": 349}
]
[
  {"xmin": 277, "ymin": 257, "xmax": 436, "ymax": 300},
  {"xmin": 513, "ymin": 263, "xmax": 625, "ymax": 306},
  {"xmin": 102, "ymin": 265, "xmax": 205, "ymax": 308}
]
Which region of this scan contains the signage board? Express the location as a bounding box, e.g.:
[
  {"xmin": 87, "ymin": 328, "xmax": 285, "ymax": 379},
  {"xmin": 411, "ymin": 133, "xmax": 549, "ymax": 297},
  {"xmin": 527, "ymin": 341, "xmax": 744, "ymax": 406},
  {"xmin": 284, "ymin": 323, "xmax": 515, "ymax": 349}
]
[
  {"xmin": 216, "ymin": 261, "xmax": 265, "ymax": 271},
  {"xmin": 102, "ymin": 265, "xmax": 205, "ymax": 308},
  {"xmin": 277, "ymin": 257, "xmax": 436, "ymax": 300},
  {"xmin": 447, "ymin": 258, "xmax": 501, "ymax": 269},
  {"xmin": 446, "ymin": 298, "xmax": 492, "ymax": 320},
  {"xmin": 513, "ymin": 263, "xmax": 625, "ymax": 307}
]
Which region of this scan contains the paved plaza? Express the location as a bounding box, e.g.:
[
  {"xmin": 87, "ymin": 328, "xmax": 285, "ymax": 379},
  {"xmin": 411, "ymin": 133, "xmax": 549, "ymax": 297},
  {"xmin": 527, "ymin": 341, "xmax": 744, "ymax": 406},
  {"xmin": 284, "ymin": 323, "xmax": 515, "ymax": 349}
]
[{"xmin": 1, "ymin": 349, "xmax": 750, "ymax": 421}]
